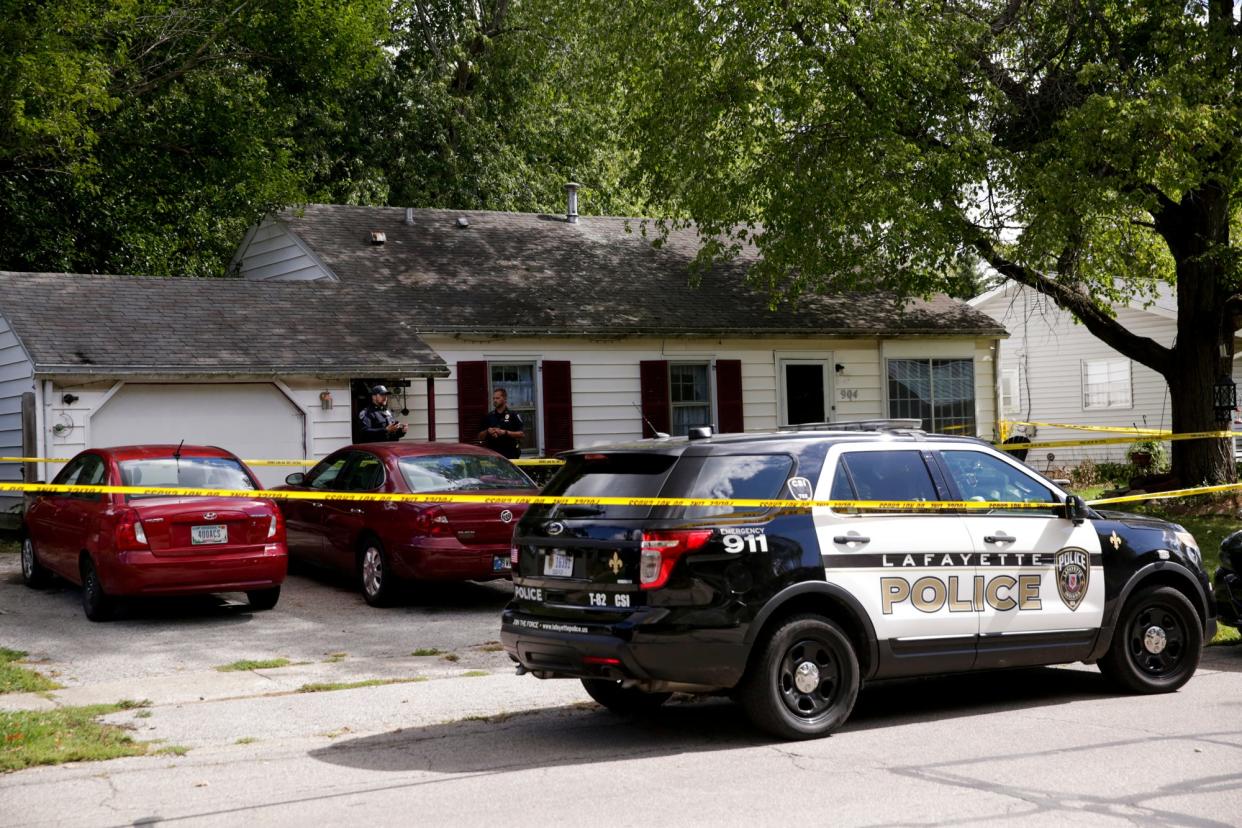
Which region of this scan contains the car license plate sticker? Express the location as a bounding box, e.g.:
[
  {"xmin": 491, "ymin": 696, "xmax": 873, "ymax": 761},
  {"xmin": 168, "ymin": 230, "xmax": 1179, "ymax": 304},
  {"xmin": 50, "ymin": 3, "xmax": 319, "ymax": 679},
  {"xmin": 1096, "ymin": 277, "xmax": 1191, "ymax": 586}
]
[
  {"xmin": 493, "ymin": 555, "xmax": 511, "ymax": 572},
  {"xmin": 191, "ymin": 524, "xmax": 228, "ymax": 545},
  {"xmin": 543, "ymin": 550, "xmax": 573, "ymax": 577}
]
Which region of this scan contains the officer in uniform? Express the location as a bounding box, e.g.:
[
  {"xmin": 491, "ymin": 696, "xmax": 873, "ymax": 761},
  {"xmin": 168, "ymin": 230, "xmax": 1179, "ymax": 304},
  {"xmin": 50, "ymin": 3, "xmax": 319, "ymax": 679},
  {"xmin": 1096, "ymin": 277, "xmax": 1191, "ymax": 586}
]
[
  {"xmin": 476, "ymin": 388, "xmax": 524, "ymax": 458},
  {"xmin": 357, "ymin": 385, "xmax": 408, "ymax": 443}
]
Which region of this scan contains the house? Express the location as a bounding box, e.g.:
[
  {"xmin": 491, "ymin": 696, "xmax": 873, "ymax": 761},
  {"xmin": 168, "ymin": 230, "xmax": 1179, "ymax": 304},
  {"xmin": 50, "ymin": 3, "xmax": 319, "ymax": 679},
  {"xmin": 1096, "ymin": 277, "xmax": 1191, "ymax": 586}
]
[
  {"xmin": 969, "ymin": 281, "xmax": 1241, "ymax": 468},
  {"xmin": 231, "ymin": 204, "xmax": 1006, "ymax": 454},
  {"xmin": 0, "ymin": 202, "xmax": 1006, "ymax": 526},
  {"xmin": 0, "ymin": 273, "xmax": 446, "ymax": 525}
]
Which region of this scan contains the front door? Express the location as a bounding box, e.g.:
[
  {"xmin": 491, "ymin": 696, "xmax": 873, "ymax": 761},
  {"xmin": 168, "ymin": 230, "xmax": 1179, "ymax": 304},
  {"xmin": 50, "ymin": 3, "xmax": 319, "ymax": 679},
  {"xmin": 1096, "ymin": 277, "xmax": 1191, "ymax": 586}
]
[
  {"xmin": 935, "ymin": 447, "xmax": 1104, "ymax": 668},
  {"xmin": 780, "ymin": 359, "xmax": 831, "ymax": 426}
]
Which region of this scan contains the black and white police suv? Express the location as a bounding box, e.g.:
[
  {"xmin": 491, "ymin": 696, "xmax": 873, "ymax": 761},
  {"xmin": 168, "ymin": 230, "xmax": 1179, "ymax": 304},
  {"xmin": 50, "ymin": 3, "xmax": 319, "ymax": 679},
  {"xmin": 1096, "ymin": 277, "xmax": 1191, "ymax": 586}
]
[{"xmin": 501, "ymin": 423, "xmax": 1215, "ymax": 740}]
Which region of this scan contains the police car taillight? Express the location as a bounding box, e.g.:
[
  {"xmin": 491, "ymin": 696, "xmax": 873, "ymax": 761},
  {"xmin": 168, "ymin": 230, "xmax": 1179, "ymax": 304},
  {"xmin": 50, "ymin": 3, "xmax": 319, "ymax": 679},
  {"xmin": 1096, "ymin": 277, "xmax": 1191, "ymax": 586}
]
[{"xmin": 639, "ymin": 530, "xmax": 712, "ymax": 589}]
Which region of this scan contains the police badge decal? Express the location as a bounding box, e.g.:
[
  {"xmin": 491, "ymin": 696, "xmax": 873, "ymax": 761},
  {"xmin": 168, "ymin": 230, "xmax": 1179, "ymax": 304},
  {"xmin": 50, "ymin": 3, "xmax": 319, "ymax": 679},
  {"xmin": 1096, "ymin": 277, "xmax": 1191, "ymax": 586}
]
[{"xmin": 1055, "ymin": 547, "xmax": 1090, "ymax": 611}]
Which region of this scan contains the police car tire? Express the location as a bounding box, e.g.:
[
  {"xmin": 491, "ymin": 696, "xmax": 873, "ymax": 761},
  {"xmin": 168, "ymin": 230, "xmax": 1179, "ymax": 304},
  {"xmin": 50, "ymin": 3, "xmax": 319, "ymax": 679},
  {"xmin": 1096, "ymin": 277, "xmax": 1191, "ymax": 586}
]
[
  {"xmin": 20, "ymin": 534, "xmax": 51, "ymax": 589},
  {"xmin": 738, "ymin": 615, "xmax": 860, "ymax": 740},
  {"xmin": 580, "ymin": 679, "xmax": 672, "ymax": 714},
  {"xmin": 1098, "ymin": 585, "xmax": 1202, "ymax": 694}
]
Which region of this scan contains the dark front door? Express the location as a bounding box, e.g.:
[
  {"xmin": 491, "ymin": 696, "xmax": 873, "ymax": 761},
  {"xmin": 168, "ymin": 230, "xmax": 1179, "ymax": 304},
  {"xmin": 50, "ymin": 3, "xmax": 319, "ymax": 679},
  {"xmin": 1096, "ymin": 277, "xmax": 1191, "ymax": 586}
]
[{"xmin": 785, "ymin": 363, "xmax": 827, "ymax": 425}]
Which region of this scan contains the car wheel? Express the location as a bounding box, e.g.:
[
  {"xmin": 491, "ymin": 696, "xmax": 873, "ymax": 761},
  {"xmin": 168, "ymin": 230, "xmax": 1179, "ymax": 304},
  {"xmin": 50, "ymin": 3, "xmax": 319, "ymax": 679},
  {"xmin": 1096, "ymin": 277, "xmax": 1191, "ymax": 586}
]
[
  {"xmin": 80, "ymin": 558, "xmax": 115, "ymax": 622},
  {"xmin": 246, "ymin": 586, "xmax": 281, "ymax": 611},
  {"xmin": 358, "ymin": 539, "xmax": 397, "ymax": 607},
  {"xmin": 20, "ymin": 535, "xmax": 51, "ymax": 588},
  {"xmin": 1099, "ymin": 585, "xmax": 1202, "ymax": 694},
  {"xmin": 580, "ymin": 678, "xmax": 672, "ymax": 714},
  {"xmin": 738, "ymin": 614, "xmax": 860, "ymax": 740}
]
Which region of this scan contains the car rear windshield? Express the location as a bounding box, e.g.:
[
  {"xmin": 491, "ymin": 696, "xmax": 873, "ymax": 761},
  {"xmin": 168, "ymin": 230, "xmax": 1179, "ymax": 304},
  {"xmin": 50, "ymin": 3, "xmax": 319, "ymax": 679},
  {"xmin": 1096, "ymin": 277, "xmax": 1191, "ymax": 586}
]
[
  {"xmin": 672, "ymin": 454, "xmax": 794, "ymax": 519},
  {"xmin": 530, "ymin": 453, "xmax": 678, "ymax": 519},
  {"xmin": 119, "ymin": 457, "xmax": 257, "ymax": 500},
  {"xmin": 398, "ymin": 454, "xmax": 533, "ymax": 492}
]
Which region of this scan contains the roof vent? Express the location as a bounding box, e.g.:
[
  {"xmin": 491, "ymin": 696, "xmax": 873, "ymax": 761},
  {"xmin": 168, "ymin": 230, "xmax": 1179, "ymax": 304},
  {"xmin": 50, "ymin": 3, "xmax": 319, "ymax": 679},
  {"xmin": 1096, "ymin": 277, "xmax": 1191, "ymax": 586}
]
[
  {"xmin": 404, "ymin": 208, "xmax": 414, "ymax": 226},
  {"xmin": 370, "ymin": 231, "xmax": 386, "ymax": 245},
  {"xmin": 456, "ymin": 216, "xmax": 470, "ymax": 228},
  {"xmin": 565, "ymin": 181, "xmax": 580, "ymax": 224}
]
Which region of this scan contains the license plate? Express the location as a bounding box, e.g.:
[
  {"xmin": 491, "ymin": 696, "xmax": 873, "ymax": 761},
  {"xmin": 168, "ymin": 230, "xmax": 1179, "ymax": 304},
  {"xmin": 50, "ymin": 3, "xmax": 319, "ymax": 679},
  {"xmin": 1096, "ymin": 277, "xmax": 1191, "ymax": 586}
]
[
  {"xmin": 493, "ymin": 555, "xmax": 511, "ymax": 572},
  {"xmin": 543, "ymin": 550, "xmax": 573, "ymax": 578},
  {"xmin": 191, "ymin": 524, "xmax": 228, "ymax": 545}
]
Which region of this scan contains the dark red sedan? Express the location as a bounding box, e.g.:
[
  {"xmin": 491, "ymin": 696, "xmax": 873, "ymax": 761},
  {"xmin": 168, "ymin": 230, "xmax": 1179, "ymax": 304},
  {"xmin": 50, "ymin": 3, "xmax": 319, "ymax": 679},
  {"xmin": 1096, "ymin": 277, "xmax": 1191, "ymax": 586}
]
[
  {"xmin": 278, "ymin": 442, "xmax": 536, "ymax": 606},
  {"xmin": 21, "ymin": 445, "xmax": 287, "ymax": 621}
]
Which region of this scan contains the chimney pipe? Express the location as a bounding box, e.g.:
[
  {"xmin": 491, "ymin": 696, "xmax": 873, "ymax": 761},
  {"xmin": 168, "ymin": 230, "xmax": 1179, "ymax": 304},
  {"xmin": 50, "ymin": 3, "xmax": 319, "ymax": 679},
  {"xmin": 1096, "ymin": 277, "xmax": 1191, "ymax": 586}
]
[
  {"xmin": 565, "ymin": 182, "xmax": 580, "ymax": 224},
  {"xmin": 404, "ymin": 207, "xmax": 415, "ymax": 226}
]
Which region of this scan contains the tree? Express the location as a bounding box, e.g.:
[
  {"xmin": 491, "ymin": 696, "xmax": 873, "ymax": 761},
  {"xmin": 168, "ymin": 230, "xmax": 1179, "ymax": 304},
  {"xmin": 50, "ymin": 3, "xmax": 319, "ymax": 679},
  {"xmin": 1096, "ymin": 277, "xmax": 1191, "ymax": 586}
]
[
  {"xmin": 0, "ymin": 0, "xmax": 390, "ymax": 276},
  {"xmin": 588, "ymin": 0, "xmax": 1241, "ymax": 484}
]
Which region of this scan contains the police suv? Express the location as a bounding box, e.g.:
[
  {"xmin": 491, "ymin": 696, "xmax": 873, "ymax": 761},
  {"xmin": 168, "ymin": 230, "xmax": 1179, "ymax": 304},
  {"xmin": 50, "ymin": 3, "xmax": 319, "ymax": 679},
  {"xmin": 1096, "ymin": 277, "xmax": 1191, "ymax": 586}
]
[{"xmin": 501, "ymin": 423, "xmax": 1214, "ymax": 740}]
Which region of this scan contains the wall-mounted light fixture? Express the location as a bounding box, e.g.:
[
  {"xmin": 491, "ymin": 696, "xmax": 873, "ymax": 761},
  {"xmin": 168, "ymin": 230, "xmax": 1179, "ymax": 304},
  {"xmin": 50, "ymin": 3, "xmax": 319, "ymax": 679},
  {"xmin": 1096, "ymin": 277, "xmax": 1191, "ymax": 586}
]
[
  {"xmin": 834, "ymin": 363, "xmax": 845, "ymax": 374},
  {"xmin": 319, "ymin": 391, "xmax": 334, "ymax": 411}
]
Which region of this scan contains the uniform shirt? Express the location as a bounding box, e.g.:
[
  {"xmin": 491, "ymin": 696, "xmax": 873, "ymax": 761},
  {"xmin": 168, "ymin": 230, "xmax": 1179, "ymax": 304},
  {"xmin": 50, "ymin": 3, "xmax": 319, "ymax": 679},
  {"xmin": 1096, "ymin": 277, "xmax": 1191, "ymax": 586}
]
[
  {"xmin": 358, "ymin": 404, "xmax": 402, "ymax": 443},
  {"xmin": 480, "ymin": 408, "xmax": 524, "ymax": 458}
]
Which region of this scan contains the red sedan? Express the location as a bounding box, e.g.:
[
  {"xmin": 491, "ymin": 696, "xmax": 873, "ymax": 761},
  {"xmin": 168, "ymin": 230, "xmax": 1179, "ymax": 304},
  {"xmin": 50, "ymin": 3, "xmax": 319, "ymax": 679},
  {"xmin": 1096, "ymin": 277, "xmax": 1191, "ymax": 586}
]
[
  {"xmin": 21, "ymin": 445, "xmax": 287, "ymax": 621},
  {"xmin": 278, "ymin": 442, "xmax": 536, "ymax": 606}
]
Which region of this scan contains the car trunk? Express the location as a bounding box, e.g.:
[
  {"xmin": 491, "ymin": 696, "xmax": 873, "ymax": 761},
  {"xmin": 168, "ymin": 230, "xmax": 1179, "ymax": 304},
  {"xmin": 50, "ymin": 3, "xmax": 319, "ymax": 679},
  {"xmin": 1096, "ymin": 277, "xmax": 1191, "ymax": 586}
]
[
  {"xmin": 134, "ymin": 497, "xmax": 272, "ymax": 556},
  {"xmin": 441, "ymin": 490, "xmax": 535, "ymax": 546}
]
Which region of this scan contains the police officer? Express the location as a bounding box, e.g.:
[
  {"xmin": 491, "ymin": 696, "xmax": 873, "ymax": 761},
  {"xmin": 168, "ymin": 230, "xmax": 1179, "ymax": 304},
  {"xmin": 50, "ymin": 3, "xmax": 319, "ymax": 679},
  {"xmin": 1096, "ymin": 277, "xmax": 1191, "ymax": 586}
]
[
  {"xmin": 358, "ymin": 385, "xmax": 407, "ymax": 443},
  {"xmin": 476, "ymin": 388, "xmax": 524, "ymax": 458}
]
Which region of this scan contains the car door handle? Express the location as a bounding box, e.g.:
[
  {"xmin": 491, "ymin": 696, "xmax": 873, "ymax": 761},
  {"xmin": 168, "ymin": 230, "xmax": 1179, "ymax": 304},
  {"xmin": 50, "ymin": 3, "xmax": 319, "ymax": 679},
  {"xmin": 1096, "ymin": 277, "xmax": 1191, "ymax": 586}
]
[
  {"xmin": 833, "ymin": 535, "xmax": 870, "ymax": 545},
  {"xmin": 311, "ymin": 502, "xmax": 324, "ymax": 508},
  {"xmin": 985, "ymin": 533, "xmax": 1017, "ymax": 544},
  {"xmin": 349, "ymin": 508, "xmax": 364, "ymax": 515}
]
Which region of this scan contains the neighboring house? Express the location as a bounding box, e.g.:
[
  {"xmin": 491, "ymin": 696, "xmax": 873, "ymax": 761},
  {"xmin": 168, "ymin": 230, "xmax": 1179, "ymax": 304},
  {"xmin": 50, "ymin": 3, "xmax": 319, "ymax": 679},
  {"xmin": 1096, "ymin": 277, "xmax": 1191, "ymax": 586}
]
[
  {"xmin": 232, "ymin": 204, "xmax": 1006, "ymax": 455},
  {"xmin": 0, "ymin": 273, "xmax": 446, "ymax": 525},
  {"xmin": 969, "ymin": 282, "xmax": 1240, "ymax": 468}
]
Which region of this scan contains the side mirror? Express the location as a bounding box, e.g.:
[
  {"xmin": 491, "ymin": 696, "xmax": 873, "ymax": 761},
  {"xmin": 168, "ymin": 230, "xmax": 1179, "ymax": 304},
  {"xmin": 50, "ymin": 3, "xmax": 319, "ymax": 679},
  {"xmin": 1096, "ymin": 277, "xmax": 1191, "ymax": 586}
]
[
  {"xmin": 285, "ymin": 472, "xmax": 305, "ymax": 486},
  {"xmin": 1064, "ymin": 494, "xmax": 1089, "ymax": 526}
]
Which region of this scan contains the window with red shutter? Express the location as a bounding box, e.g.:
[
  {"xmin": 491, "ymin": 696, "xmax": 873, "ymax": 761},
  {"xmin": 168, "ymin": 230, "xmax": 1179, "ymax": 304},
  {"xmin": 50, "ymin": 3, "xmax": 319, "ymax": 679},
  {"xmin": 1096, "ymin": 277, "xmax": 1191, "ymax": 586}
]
[
  {"xmin": 456, "ymin": 361, "xmax": 489, "ymax": 444},
  {"xmin": 639, "ymin": 360, "xmax": 671, "ymax": 438},
  {"xmin": 715, "ymin": 359, "xmax": 744, "ymax": 433},
  {"xmin": 542, "ymin": 361, "xmax": 574, "ymax": 455}
]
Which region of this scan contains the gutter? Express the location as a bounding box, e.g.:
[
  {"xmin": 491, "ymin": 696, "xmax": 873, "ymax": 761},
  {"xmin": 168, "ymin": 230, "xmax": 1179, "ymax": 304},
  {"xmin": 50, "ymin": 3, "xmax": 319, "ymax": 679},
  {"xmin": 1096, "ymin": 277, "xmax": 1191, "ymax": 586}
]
[{"xmin": 33, "ymin": 364, "xmax": 451, "ymax": 379}]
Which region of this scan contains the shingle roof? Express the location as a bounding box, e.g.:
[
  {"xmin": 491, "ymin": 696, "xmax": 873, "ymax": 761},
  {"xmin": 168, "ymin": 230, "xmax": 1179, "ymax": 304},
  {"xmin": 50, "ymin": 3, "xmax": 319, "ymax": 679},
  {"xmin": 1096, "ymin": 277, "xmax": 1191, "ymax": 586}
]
[
  {"xmin": 0, "ymin": 272, "xmax": 447, "ymax": 377},
  {"xmin": 278, "ymin": 205, "xmax": 1006, "ymax": 337}
]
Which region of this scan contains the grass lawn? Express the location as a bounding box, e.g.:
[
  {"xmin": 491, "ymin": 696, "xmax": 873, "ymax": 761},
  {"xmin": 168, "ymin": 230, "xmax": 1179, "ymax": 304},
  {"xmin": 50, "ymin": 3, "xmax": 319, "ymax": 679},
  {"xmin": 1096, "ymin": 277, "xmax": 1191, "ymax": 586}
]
[
  {"xmin": 215, "ymin": 658, "xmax": 291, "ymax": 672},
  {"xmin": 1, "ymin": 703, "xmax": 149, "ymax": 772},
  {"xmin": 0, "ymin": 649, "xmax": 61, "ymax": 695}
]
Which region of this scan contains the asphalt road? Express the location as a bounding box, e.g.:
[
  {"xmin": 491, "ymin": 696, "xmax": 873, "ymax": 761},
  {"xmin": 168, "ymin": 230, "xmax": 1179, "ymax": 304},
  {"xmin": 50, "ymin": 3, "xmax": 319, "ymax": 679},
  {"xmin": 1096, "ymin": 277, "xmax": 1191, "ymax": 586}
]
[{"xmin": 4, "ymin": 550, "xmax": 1242, "ymax": 826}]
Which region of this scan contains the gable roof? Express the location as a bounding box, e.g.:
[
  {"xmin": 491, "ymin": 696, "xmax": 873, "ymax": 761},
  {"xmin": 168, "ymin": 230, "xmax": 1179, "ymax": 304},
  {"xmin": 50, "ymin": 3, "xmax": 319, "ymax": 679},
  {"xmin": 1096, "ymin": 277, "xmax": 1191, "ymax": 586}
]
[
  {"xmin": 969, "ymin": 280, "xmax": 1178, "ymax": 321},
  {"xmin": 262, "ymin": 205, "xmax": 1005, "ymax": 337},
  {"xmin": 0, "ymin": 272, "xmax": 447, "ymax": 377}
]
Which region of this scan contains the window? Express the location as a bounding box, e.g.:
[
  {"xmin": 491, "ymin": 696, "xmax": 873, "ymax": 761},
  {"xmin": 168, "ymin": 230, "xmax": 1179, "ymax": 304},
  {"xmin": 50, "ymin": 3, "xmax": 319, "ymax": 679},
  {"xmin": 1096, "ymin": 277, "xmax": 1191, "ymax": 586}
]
[
  {"xmin": 887, "ymin": 358, "xmax": 977, "ymax": 435},
  {"xmin": 1000, "ymin": 368, "xmax": 1021, "ymax": 415},
  {"xmin": 529, "ymin": 453, "xmax": 677, "ymax": 520},
  {"xmin": 118, "ymin": 457, "xmax": 255, "ymax": 500},
  {"xmin": 1082, "ymin": 358, "xmax": 1131, "ymax": 409},
  {"xmin": 670, "ymin": 363, "xmax": 711, "ymax": 436},
  {"xmin": 678, "ymin": 455, "xmax": 793, "ymax": 518},
  {"xmin": 340, "ymin": 453, "xmax": 385, "ymax": 491},
  {"xmin": 399, "ymin": 454, "xmax": 532, "ymax": 493},
  {"xmin": 840, "ymin": 451, "xmax": 940, "ymax": 504},
  {"xmin": 489, "ymin": 363, "xmax": 538, "ymax": 453},
  {"xmin": 939, "ymin": 450, "xmax": 1059, "ymax": 515},
  {"xmin": 307, "ymin": 455, "xmax": 349, "ymax": 490}
]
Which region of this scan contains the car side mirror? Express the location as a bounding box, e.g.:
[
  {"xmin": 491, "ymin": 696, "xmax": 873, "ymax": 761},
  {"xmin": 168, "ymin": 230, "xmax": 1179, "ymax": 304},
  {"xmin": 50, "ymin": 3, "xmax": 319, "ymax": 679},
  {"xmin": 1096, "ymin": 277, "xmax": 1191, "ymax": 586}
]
[
  {"xmin": 285, "ymin": 472, "xmax": 305, "ymax": 486},
  {"xmin": 1064, "ymin": 494, "xmax": 1088, "ymax": 526}
]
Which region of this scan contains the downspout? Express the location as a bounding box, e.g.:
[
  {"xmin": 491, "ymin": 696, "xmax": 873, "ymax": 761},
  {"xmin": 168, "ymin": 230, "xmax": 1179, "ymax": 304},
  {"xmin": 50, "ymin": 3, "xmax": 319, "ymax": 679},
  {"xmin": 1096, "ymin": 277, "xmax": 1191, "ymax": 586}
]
[
  {"xmin": 39, "ymin": 380, "xmax": 52, "ymax": 482},
  {"xmin": 992, "ymin": 337, "xmax": 1002, "ymax": 442},
  {"xmin": 426, "ymin": 377, "xmax": 436, "ymax": 442}
]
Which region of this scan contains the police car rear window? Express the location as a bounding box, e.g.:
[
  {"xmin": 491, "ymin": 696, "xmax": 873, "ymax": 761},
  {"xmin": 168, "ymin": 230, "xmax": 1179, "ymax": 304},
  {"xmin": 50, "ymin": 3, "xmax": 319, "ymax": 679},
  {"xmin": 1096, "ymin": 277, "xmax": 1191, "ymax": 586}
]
[
  {"xmin": 530, "ymin": 453, "xmax": 677, "ymax": 519},
  {"xmin": 674, "ymin": 455, "xmax": 793, "ymax": 518}
]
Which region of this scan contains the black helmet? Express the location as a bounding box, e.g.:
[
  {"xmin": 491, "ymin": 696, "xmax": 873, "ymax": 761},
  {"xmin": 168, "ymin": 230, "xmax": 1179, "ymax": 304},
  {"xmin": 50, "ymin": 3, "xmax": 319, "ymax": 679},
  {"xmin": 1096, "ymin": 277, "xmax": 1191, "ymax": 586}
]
[{"xmin": 370, "ymin": 384, "xmax": 390, "ymax": 396}]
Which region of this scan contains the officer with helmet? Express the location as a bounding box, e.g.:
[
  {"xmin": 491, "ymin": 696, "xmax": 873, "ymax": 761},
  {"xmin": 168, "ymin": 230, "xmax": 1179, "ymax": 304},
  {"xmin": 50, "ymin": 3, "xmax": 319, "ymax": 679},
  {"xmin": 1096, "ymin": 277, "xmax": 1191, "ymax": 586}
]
[{"xmin": 358, "ymin": 385, "xmax": 408, "ymax": 443}]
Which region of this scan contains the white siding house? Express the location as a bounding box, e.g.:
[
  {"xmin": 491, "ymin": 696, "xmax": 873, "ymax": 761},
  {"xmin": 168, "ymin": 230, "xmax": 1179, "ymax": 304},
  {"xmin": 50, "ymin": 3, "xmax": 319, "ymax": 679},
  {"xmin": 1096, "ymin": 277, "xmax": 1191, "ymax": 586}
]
[{"xmin": 970, "ymin": 282, "xmax": 1240, "ymax": 467}]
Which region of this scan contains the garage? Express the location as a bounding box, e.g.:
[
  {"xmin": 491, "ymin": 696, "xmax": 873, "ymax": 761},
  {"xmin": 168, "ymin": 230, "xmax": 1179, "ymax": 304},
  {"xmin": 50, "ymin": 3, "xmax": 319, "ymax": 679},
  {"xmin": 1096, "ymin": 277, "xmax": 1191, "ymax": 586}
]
[{"xmin": 91, "ymin": 384, "xmax": 306, "ymax": 488}]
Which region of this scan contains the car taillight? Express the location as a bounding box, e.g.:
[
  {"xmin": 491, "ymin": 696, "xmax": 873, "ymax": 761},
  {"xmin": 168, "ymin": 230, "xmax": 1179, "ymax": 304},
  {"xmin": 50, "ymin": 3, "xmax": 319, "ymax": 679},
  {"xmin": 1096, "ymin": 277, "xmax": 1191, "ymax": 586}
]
[
  {"xmin": 412, "ymin": 506, "xmax": 452, "ymax": 537},
  {"xmin": 266, "ymin": 511, "xmax": 283, "ymax": 540},
  {"xmin": 115, "ymin": 509, "xmax": 149, "ymax": 551},
  {"xmin": 639, "ymin": 530, "xmax": 712, "ymax": 590}
]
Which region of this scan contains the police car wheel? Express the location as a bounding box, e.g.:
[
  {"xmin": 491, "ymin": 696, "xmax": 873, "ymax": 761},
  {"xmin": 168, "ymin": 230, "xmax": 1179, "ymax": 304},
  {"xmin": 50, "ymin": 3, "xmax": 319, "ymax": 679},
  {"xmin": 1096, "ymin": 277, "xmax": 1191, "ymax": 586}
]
[
  {"xmin": 580, "ymin": 679, "xmax": 672, "ymax": 714},
  {"xmin": 1099, "ymin": 585, "xmax": 1202, "ymax": 694},
  {"xmin": 739, "ymin": 615, "xmax": 860, "ymax": 740},
  {"xmin": 20, "ymin": 535, "xmax": 51, "ymax": 588},
  {"xmin": 359, "ymin": 540, "xmax": 397, "ymax": 608}
]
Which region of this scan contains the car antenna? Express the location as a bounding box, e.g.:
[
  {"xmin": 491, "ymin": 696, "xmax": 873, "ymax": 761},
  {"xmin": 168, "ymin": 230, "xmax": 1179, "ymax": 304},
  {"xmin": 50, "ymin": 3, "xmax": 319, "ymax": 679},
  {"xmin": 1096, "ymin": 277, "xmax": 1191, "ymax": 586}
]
[
  {"xmin": 173, "ymin": 439, "xmax": 184, "ymax": 470},
  {"xmin": 630, "ymin": 402, "xmax": 670, "ymax": 439}
]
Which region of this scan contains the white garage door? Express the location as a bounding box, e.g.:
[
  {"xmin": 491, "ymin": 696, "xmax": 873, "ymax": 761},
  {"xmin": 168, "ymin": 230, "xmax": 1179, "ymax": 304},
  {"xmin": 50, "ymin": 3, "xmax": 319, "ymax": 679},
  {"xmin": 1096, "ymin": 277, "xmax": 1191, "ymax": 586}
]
[{"xmin": 91, "ymin": 384, "xmax": 306, "ymax": 488}]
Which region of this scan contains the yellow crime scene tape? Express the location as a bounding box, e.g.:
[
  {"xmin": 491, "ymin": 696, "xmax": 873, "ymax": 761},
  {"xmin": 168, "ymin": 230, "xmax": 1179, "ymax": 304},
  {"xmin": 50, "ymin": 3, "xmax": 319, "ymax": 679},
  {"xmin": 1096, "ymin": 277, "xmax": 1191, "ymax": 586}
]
[
  {"xmin": 0, "ymin": 455, "xmax": 563, "ymax": 468},
  {"xmin": 1000, "ymin": 419, "xmax": 1168, "ymax": 436},
  {"xmin": 994, "ymin": 429, "xmax": 1235, "ymax": 451}
]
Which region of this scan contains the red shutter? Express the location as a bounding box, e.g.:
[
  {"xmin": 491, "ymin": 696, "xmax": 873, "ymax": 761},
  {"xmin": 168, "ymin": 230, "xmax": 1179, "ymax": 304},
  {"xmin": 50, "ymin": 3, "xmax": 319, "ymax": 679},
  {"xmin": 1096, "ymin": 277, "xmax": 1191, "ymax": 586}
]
[
  {"xmin": 715, "ymin": 360, "xmax": 744, "ymax": 433},
  {"xmin": 639, "ymin": 360, "xmax": 670, "ymax": 438},
  {"xmin": 456, "ymin": 361, "xmax": 489, "ymax": 444},
  {"xmin": 542, "ymin": 361, "xmax": 574, "ymax": 455}
]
